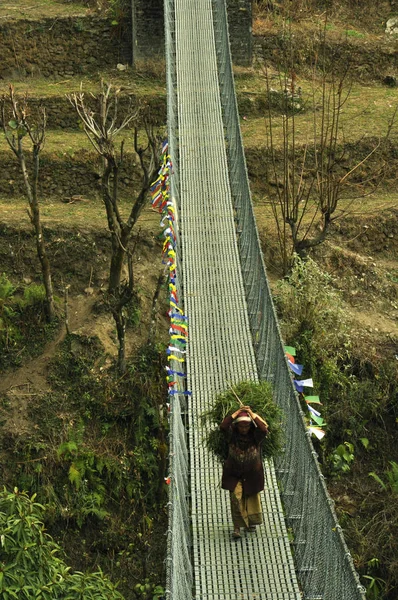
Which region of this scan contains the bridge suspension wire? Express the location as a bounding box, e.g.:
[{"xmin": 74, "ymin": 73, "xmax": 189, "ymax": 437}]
[{"xmin": 163, "ymin": 1, "xmax": 367, "ymax": 599}]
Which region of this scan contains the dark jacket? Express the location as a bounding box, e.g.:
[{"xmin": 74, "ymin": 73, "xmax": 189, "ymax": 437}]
[{"xmin": 220, "ymin": 414, "xmax": 268, "ymax": 496}]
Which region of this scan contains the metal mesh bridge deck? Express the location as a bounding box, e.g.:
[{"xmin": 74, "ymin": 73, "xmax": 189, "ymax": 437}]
[{"xmin": 175, "ymin": 0, "xmax": 301, "ymax": 597}]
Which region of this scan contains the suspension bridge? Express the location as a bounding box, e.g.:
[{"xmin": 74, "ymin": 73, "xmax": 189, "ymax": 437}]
[{"xmin": 160, "ymin": 1, "xmax": 367, "ymax": 598}]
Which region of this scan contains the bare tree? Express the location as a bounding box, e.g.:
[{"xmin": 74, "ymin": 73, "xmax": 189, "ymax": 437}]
[
  {"xmin": 263, "ymin": 57, "xmax": 397, "ymax": 274},
  {"xmin": 68, "ymin": 82, "xmax": 160, "ymax": 372},
  {"xmin": 1, "ymin": 85, "xmax": 55, "ymax": 321}
]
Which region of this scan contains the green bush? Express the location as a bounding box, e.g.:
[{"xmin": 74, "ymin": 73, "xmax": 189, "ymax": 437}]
[
  {"xmin": 20, "ymin": 283, "xmax": 47, "ymax": 308},
  {"xmin": 275, "ymin": 256, "xmax": 351, "ymax": 362},
  {"xmin": 201, "ymin": 380, "xmax": 284, "ymax": 462},
  {"xmin": 0, "ymin": 487, "xmax": 124, "ymax": 599}
]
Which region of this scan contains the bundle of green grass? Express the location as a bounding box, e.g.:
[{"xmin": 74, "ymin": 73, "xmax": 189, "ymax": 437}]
[{"xmin": 201, "ymin": 380, "xmax": 285, "ymax": 463}]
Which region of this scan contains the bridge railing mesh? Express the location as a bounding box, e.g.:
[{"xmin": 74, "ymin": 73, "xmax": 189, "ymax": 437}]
[
  {"xmin": 164, "ymin": 1, "xmax": 192, "ymax": 599},
  {"xmin": 211, "ymin": 1, "xmax": 366, "ymax": 599}
]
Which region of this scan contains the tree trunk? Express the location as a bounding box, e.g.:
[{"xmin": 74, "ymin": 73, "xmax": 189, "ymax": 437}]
[
  {"xmin": 20, "ymin": 144, "xmax": 55, "ymax": 321},
  {"xmin": 109, "ymin": 245, "xmax": 126, "ymax": 294}
]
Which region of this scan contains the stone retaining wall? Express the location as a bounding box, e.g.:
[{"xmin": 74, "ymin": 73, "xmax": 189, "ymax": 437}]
[
  {"xmin": 2, "ymin": 141, "xmax": 396, "ymax": 200},
  {"xmin": 0, "ymin": 151, "xmax": 139, "ymax": 199},
  {"xmin": 254, "ymin": 33, "xmax": 397, "ymax": 81},
  {"xmin": 0, "ymin": 95, "xmax": 167, "ymax": 130},
  {"xmin": 0, "ymin": 17, "xmax": 131, "ymax": 80}
]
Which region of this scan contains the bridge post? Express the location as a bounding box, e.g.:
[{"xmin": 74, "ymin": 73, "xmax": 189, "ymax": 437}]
[
  {"xmin": 226, "ymin": 0, "xmax": 253, "ymax": 66},
  {"xmin": 131, "ymin": 0, "xmax": 253, "ymax": 66},
  {"xmin": 130, "ymin": 0, "xmax": 165, "ymax": 64}
]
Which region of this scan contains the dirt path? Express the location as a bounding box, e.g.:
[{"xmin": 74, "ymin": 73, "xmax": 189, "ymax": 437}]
[{"xmin": 0, "ymin": 293, "xmax": 115, "ymax": 435}]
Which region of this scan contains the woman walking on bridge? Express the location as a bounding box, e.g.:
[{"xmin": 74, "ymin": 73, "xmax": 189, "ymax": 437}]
[{"xmin": 220, "ymin": 407, "xmax": 269, "ymax": 539}]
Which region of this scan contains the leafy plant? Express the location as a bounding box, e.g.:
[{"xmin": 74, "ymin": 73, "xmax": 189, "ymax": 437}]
[
  {"xmin": 329, "ymin": 441, "xmax": 355, "ymax": 475},
  {"xmin": 363, "ymin": 558, "xmax": 386, "ymax": 600},
  {"xmin": 21, "ymin": 283, "xmax": 47, "ymax": 307},
  {"xmin": 369, "ymin": 462, "xmax": 398, "ymax": 494},
  {"xmin": 275, "ymin": 256, "xmax": 351, "ymax": 360},
  {"xmin": 0, "ymin": 487, "xmax": 124, "ymax": 599},
  {"xmin": 201, "ymin": 380, "xmax": 284, "ymax": 462}
]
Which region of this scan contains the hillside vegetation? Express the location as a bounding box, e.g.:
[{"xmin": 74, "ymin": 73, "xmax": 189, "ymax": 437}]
[{"xmin": 0, "ymin": 0, "xmax": 397, "ymax": 598}]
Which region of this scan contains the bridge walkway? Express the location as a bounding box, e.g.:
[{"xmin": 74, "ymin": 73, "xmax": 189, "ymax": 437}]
[{"xmin": 175, "ymin": 0, "xmax": 302, "ymax": 597}]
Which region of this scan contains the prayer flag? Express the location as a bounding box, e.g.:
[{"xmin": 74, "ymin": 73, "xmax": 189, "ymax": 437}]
[
  {"xmin": 293, "ymin": 380, "xmax": 304, "ymax": 393},
  {"xmin": 167, "ymin": 354, "xmax": 185, "ymax": 363},
  {"xmin": 284, "ymin": 346, "xmax": 296, "ymax": 356},
  {"xmin": 298, "ymin": 378, "xmax": 313, "ymax": 388},
  {"xmin": 288, "ymin": 360, "xmax": 303, "ymax": 376},
  {"xmin": 166, "ymin": 346, "xmax": 187, "ymax": 354},
  {"xmin": 305, "ymin": 396, "xmax": 322, "ymax": 404},
  {"xmin": 308, "ymin": 426, "xmax": 326, "ymax": 440},
  {"xmin": 165, "ymin": 367, "xmax": 186, "ymax": 377},
  {"xmin": 307, "ymin": 405, "xmax": 321, "ymax": 418}
]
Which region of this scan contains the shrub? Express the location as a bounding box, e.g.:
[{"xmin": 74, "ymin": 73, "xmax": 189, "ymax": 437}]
[
  {"xmin": 275, "ymin": 256, "xmax": 351, "ymax": 362},
  {"xmin": 0, "ymin": 487, "xmax": 124, "ymax": 599}
]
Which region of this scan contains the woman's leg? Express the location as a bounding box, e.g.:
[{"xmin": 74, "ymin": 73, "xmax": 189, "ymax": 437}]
[
  {"xmin": 230, "ymin": 481, "xmax": 248, "ymax": 537},
  {"xmin": 246, "ymin": 493, "xmax": 263, "ymax": 529}
]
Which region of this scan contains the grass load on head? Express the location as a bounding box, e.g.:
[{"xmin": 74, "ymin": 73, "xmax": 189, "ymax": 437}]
[{"xmin": 201, "ymin": 380, "xmax": 284, "ymax": 462}]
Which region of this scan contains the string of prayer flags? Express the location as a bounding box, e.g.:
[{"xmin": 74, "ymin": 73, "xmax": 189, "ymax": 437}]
[
  {"xmin": 151, "ymin": 141, "xmax": 191, "ymax": 403},
  {"xmin": 285, "ymin": 346, "xmax": 326, "ymax": 440}
]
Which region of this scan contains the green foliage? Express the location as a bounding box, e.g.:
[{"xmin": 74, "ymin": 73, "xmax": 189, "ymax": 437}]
[
  {"xmin": 0, "ymin": 272, "xmax": 15, "ymax": 300},
  {"xmin": 275, "ymin": 256, "xmax": 351, "ymax": 361},
  {"xmin": 0, "ymin": 487, "xmax": 124, "ymax": 599},
  {"xmin": 369, "ymin": 462, "xmax": 398, "ymax": 494},
  {"xmin": 20, "ymin": 283, "xmax": 47, "ymax": 308},
  {"xmin": 274, "ymin": 255, "xmax": 398, "ymax": 592},
  {"xmin": 1, "ymin": 332, "xmax": 168, "ymax": 597},
  {"xmin": 125, "ymin": 300, "xmax": 141, "ymax": 329},
  {"xmin": 329, "ymin": 441, "xmax": 355, "ymax": 476},
  {"xmin": 0, "ymin": 273, "xmax": 20, "ymax": 349},
  {"xmin": 133, "ymin": 580, "xmax": 165, "ymax": 600},
  {"xmin": 362, "ymin": 558, "xmax": 386, "ymax": 600},
  {"xmin": 201, "ymin": 380, "xmax": 284, "ymax": 462},
  {"xmin": 345, "ymin": 29, "xmax": 365, "ymax": 38},
  {"xmin": 9, "ymin": 338, "xmax": 168, "ymax": 526},
  {"xmin": 363, "ymin": 574, "xmax": 386, "ymax": 600},
  {"xmin": 0, "ymin": 278, "xmax": 57, "ymax": 369}
]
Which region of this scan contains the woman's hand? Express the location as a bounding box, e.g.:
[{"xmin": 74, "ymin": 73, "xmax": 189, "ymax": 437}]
[
  {"xmin": 246, "ymin": 408, "xmax": 257, "ymax": 420},
  {"xmin": 231, "ymin": 408, "xmax": 242, "ymax": 419},
  {"xmin": 231, "ymin": 406, "xmax": 250, "ymax": 419}
]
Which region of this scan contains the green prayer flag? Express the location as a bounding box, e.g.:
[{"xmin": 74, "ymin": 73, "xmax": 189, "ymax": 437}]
[
  {"xmin": 284, "ymin": 346, "xmax": 296, "ymax": 356},
  {"xmin": 311, "ymin": 414, "xmax": 326, "ymax": 426},
  {"xmin": 305, "ymin": 396, "xmax": 321, "ymax": 404}
]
